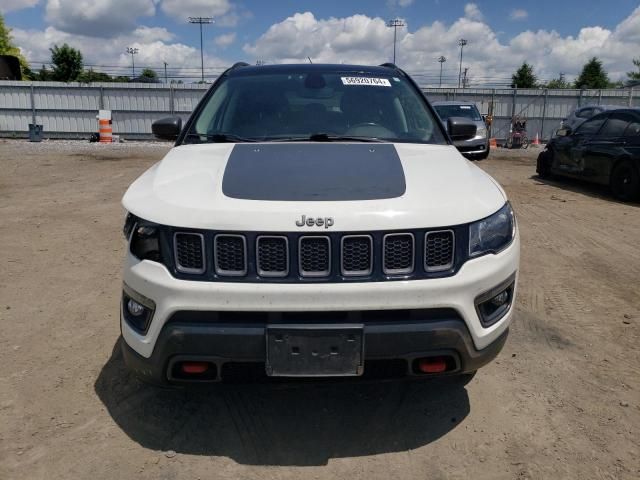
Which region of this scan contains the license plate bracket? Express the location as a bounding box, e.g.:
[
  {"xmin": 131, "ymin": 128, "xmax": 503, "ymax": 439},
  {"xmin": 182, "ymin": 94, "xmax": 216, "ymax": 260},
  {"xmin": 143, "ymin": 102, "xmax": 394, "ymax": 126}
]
[{"xmin": 266, "ymin": 324, "xmax": 364, "ymax": 377}]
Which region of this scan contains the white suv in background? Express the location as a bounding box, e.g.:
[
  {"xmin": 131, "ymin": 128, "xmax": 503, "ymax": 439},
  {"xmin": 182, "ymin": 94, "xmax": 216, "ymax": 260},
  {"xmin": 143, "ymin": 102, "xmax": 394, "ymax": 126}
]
[{"xmin": 120, "ymin": 62, "xmax": 520, "ymax": 385}]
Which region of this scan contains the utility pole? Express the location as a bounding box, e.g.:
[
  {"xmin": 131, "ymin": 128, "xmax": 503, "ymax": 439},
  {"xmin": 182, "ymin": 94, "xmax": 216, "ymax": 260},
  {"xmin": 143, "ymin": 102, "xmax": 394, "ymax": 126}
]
[
  {"xmin": 457, "ymin": 38, "xmax": 467, "ymax": 88},
  {"xmin": 163, "ymin": 62, "xmax": 168, "ymax": 83},
  {"xmin": 188, "ymin": 16, "xmax": 214, "ymax": 82},
  {"xmin": 462, "ymin": 67, "xmax": 469, "ymax": 88},
  {"xmin": 438, "ymin": 56, "xmax": 446, "ymax": 87},
  {"xmin": 126, "ymin": 47, "xmax": 139, "ymax": 79},
  {"xmin": 386, "ymin": 19, "xmax": 406, "ymax": 64}
]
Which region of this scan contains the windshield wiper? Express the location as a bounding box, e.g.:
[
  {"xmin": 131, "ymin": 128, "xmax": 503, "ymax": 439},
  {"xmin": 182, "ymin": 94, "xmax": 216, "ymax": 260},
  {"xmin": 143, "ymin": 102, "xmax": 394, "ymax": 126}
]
[
  {"xmin": 270, "ymin": 133, "xmax": 385, "ymax": 143},
  {"xmin": 184, "ymin": 133, "xmax": 257, "ymax": 143}
]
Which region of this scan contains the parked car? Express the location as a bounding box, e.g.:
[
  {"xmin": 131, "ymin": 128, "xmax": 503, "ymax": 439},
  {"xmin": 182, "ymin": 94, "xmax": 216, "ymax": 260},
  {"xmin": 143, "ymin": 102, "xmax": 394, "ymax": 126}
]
[
  {"xmin": 432, "ymin": 101, "xmax": 489, "ymax": 160},
  {"xmin": 537, "ymin": 108, "xmax": 640, "ymax": 201},
  {"xmin": 120, "ymin": 63, "xmax": 520, "ymax": 385},
  {"xmin": 560, "ymin": 104, "xmax": 620, "ymax": 132}
]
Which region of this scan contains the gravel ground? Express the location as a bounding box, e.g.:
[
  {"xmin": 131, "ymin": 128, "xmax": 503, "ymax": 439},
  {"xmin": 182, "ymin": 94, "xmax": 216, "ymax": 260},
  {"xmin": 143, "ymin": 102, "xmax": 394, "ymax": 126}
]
[{"xmin": 0, "ymin": 140, "xmax": 638, "ymax": 480}]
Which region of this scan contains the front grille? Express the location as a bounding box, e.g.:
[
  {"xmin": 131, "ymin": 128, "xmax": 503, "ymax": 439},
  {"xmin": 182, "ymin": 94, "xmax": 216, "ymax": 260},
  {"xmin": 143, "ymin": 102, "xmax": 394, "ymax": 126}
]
[
  {"xmin": 257, "ymin": 236, "xmax": 288, "ymax": 277},
  {"xmin": 299, "ymin": 236, "xmax": 331, "ymax": 277},
  {"xmin": 214, "ymin": 234, "xmax": 247, "ymax": 276},
  {"xmin": 170, "ymin": 228, "xmax": 459, "ymax": 282},
  {"xmin": 383, "ymin": 233, "xmax": 414, "ymax": 274},
  {"xmin": 341, "ymin": 235, "xmax": 373, "ymax": 276},
  {"xmin": 174, "ymin": 232, "xmax": 205, "ymax": 274},
  {"xmin": 425, "ymin": 230, "xmax": 455, "ymax": 271}
]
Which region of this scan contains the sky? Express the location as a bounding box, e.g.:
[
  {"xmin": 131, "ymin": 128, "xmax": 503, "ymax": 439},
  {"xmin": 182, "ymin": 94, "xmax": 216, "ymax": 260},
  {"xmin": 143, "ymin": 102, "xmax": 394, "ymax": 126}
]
[{"xmin": 1, "ymin": 0, "xmax": 639, "ymax": 85}]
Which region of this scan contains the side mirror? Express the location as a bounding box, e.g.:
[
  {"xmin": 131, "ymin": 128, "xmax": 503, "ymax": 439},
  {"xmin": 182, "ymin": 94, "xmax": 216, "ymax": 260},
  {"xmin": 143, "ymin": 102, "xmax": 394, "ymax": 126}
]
[
  {"xmin": 152, "ymin": 116, "xmax": 182, "ymax": 141},
  {"xmin": 556, "ymin": 127, "xmax": 571, "ymax": 137},
  {"xmin": 447, "ymin": 117, "xmax": 477, "ymax": 141}
]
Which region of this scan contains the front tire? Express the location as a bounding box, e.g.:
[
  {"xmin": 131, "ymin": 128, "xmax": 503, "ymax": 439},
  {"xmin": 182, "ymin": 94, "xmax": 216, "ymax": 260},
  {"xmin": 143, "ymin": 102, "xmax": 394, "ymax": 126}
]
[
  {"xmin": 536, "ymin": 150, "xmax": 553, "ymax": 178},
  {"xmin": 610, "ymin": 160, "xmax": 640, "ymax": 202}
]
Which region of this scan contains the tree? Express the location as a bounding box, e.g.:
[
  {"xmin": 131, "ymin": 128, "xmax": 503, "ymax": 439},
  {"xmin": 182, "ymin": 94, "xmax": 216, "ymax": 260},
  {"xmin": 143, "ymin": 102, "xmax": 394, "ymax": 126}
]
[
  {"xmin": 77, "ymin": 68, "xmax": 112, "ymax": 83},
  {"xmin": 50, "ymin": 43, "xmax": 83, "ymax": 82},
  {"xmin": 574, "ymin": 57, "xmax": 609, "ymax": 89},
  {"xmin": 511, "ymin": 62, "xmax": 537, "ymax": 88},
  {"xmin": 139, "ymin": 68, "xmax": 157, "ymax": 79},
  {"xmin": 544, "ymin": 74, "xmax": 570, "ymax": 89},
  {"xmin": 627, "ymin": 58, "xmax": 640, "ymax": 82},
  {"xmin": 0, "ymin": 13, "xmax": 31, "ymax": 79},
  {"xmin": 36, "ymin": 64, "xmax": 53, "ymax": 81}
]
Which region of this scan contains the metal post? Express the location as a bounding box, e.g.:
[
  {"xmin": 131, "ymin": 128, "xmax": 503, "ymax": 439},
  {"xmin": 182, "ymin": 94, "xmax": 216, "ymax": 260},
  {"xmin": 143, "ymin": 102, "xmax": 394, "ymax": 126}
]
[
  {"xmin": 541, "ymin": 89, "xmax": 548, "ymax": 142},
  {"xmin": 199, "ymin": 23, "xmax": 204, "ymax": 82},
  {"xmin": 30, "ymin": 83, "xmax": 36, "ymax": 126},
  {"xmin": 169, "ymin": 84, "xmax": 175, "ymax": 115},
  {"xmin": 511, "ymin": 88, "xmax": 517, "ymax": 124},
  {"xmin": 598, "ymin": 89, "xmax": 602, "ymax": 105},
  {"xmin": 490, "ymin": 88, "xmax": 496, "ymax": 138},
  {"xmin": 629, "ymin": 87, "xmax": 634, "ymax": 107},
  {"xmin": 99, "ymin": 86, "xmax": 104, "ymax": 110},
  {"xmin": 457, "ymin": 39, "xmax": 467, "ymax": 88},
  {"xmin": 578, "ymin": 88, "xmax": 584, "ymax": 107}
]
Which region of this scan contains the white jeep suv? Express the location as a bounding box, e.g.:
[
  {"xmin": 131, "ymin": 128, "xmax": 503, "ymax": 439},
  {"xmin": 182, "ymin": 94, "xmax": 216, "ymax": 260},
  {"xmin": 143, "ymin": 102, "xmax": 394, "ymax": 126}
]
[{"xmin": 120, "ymin": 63, "xmax": 519, "ymax": 384}]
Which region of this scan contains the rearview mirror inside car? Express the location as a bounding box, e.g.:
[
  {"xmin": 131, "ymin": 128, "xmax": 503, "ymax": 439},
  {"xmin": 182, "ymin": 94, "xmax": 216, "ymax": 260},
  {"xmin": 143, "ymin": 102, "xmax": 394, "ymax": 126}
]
[
  {"xmin": 447, "ymin": 117, "xmax": 477, "ymax": 141},
  {"xmin": 152, "ymin": 116, "xmax": 183, "ymax": 141}
]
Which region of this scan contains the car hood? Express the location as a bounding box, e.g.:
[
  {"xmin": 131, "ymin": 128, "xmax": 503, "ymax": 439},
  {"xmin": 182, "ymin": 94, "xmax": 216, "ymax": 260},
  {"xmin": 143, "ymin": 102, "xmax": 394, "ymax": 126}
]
[{"xmin": 122, "ymin": 142, "xmax": 506, "ymax": 231}]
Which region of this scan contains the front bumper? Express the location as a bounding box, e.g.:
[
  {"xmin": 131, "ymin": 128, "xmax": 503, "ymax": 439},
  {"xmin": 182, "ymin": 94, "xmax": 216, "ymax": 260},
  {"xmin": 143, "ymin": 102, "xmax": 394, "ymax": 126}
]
[
  {"xmin": 454, "ymin": 138, "xmax": 489, "ymax": 156},
  {"xmin": 121, "ymin": 234, "xmax": 519, "ymax": 382}
]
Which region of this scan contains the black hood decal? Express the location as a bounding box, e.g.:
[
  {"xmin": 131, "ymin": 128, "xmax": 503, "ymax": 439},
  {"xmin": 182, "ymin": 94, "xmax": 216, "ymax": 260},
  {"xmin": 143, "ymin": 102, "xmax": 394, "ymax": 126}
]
[{"xmin": 222, "ymin": 143, "xmax": 406, "ymax": 201}]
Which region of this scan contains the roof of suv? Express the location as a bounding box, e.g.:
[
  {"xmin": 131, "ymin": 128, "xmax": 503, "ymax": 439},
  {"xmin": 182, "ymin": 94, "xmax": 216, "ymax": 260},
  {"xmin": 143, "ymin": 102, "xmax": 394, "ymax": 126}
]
[
  {"xmin": 225, "ymin": 63, "xmax": 401, "ymax": 77},
  {"xmin": 431, "ymin": 101, "xmax": 478, "ymax": 106}
]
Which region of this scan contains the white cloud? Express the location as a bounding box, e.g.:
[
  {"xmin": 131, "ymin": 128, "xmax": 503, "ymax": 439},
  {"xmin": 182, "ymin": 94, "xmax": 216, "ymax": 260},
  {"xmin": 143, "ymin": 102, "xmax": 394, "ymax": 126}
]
[
  {"xmin": 464, "ymin": 3, "xmax": 483, "ymax": 22},
  {"xmin": 160, "ymin": 0, "xmax": 231, "ymax": 20},
  {"xmin": 45, "ymin": 0, "xmax": 155, "ymax": 37},
  {"xmin": 243, "ymin": 6, "xmax": 640, "ymax": 85},
  {"xmin": 510, "ymin": 9, "xmax": 528, "ymax": 20},
  {"xmin": 213, "ymin": 32, "xmax": 235, "ymax": 48},
  {"xmin": 11, "ymin": 25, "xmax": 228, "ymax": 80},
  {"xmin": 387, "ymin": 0, "xmax": 413, "ymax": 7},
  {"xmin": 0, "ymin": 0, "xmax": 38, "ymax": 13}
]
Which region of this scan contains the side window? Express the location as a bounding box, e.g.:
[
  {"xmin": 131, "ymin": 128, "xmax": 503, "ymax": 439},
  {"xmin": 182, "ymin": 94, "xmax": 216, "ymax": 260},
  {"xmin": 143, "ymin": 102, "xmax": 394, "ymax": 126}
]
[
  {"xmin": 623, "ymin": 121, "xmax": 640, "ymax": 137},
  {"xmin": 575, "ymin": 114, "xmax": 607, "ymax": 135},
  {"xmin": 599, "ymin": 113, "xmax": 632, "ymax": 137}
]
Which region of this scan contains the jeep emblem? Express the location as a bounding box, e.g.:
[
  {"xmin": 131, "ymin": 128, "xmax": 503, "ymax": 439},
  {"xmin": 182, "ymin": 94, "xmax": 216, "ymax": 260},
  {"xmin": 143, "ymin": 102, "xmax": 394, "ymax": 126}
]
[{"xmin": 295, "ymin": 215, "xmax": 334, "ymax": 229}]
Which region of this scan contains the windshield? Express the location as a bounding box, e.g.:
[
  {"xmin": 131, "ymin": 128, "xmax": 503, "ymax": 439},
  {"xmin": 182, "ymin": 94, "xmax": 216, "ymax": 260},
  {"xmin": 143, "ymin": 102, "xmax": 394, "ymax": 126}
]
[
  {"xmin": 434, "ymin": 104, "xmax": 482, "ymax": 122},
  {"xmin": 185, "ymin": 71, "xmax": 447, "ymax": 144}
]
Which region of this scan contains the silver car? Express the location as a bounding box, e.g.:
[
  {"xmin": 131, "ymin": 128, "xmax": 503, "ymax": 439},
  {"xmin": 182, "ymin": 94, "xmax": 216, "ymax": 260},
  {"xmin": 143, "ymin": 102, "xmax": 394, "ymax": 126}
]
[
  {"xmin": 561, "ymin": 104, "xmax": 620, "ymax": 132},
  {"xmin": 432, "ymin": 101, "xmax": 489, "ymax": 160}
]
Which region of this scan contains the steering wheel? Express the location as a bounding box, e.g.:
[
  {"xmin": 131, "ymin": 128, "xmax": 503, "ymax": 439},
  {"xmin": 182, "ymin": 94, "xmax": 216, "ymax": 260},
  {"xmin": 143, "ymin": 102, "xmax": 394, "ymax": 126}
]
[{"xmin": 345, "ymin": 122, "xmax": 395, "ymax": 138}]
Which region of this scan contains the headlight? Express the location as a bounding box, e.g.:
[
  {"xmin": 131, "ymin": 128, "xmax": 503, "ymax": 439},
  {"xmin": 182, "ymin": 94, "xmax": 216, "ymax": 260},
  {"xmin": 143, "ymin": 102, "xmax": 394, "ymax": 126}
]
[
  {"xmin": 476, "ymin": 126, "xmax": 487, "ymax": 138},
  {"xmin": 469, "ymin": 203, "xmax": 515, "ymax": 257},
  {"xmin": 129, "ymin": 219, "xmax": 163, "ymax": 262}
]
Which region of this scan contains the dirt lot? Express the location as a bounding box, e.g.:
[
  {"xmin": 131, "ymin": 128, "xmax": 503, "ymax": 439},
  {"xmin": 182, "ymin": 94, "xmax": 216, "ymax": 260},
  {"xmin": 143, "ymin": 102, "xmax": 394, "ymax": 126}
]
[{"xmin": 0, "ymin": 140, "xmax": 638, "ymax": 480}]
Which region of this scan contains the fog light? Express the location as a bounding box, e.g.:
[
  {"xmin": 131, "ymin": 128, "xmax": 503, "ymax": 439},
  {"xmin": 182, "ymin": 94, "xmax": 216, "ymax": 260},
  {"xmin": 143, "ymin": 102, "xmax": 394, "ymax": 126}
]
[
  {"xmin": 127, "ymin": 298, "xmax": 145, "ymax": 316},
  {"xmin": 475, "ymin": 274, "xmax": 516, "ymax": 328},
  {"xmin": 491, "ymin": 290, "xmax": 509, "ymax": 307}
]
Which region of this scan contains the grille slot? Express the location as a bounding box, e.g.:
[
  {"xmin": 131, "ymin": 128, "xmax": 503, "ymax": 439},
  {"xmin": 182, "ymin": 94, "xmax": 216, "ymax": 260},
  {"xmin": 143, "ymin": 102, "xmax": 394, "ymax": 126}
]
[
  {"xmin": 341, "ymin": 235, "xmax": 373, "ymax": 276},
  {"xmin": 256, "ymin": 236, "xmax": 289, "ymax": 277},
  {"xmin": 425, "ymin": 230, "xmax": 455, "ymax": 271},
  {"xmin": 174, "ymin": 232, "xmax": 205, "ymax": 274},
  {"xmin": 214, "ymin": 234, "xmax": 247, "ymax": 276},
  {"xmin": 299, "ymin": 236, "xmax": 331, "ymax": 277},
  {"xmin": 383, "ymin": 233, "xmax": 415, "ymax": 274}
]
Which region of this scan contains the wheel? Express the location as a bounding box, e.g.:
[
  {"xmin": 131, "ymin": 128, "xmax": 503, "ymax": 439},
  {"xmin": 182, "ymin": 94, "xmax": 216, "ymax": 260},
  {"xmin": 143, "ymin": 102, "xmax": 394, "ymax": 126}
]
[
  {"xmin": 506, "ymin": 137, "xmax": 513, "ymax": 149},
  {"xmin": 536, "ymin": 150, "xmax": 553, "ymax": 178},
  {"xmin": 610, "ymin": 160, "xmax": 640, "ymax": 202},
  {"xmin": 521, "ymin": 136, "xmax": 529, "ymax": 149}
]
